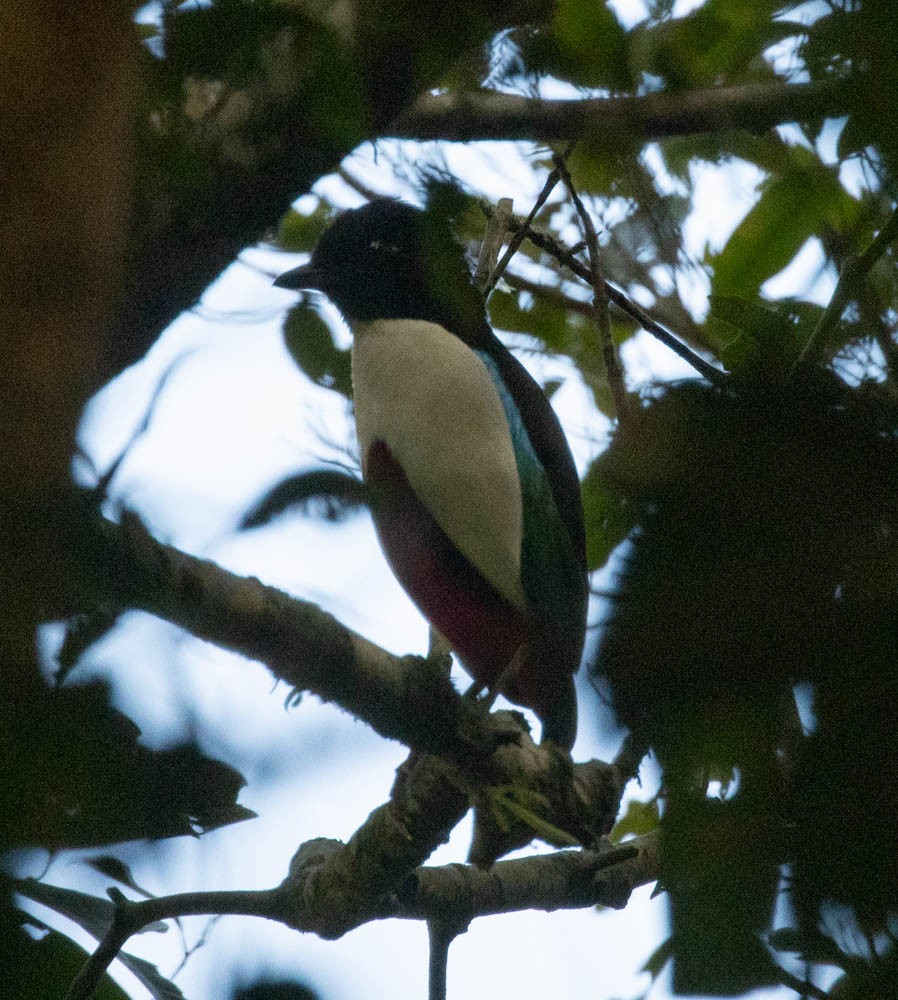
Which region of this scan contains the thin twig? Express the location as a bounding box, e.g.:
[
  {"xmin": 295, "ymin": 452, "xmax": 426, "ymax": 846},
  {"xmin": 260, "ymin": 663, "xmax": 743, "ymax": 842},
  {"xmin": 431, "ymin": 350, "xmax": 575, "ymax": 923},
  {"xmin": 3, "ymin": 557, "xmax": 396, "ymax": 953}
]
[
  {"xmin": 794, "ymin": 204, "xmax": 898, "ymax": 372},
  {"xmin": 90, "ymin": 349, "xmax": 199, "ymax": 500},
  {"xmin": 488, "ymin": 205, "xmax": 727, "ymax": 385},
  {"xmin": 63, "ymin": 888, "xmax": 282, "ymax": 1000},
  {"xmin": 476, "ymin": 197, "xmax": 514, "ymax": 291},
  {"xmin": 774, "ymin": 965, "xmax": 830, "ymax": 1000},
  {"xmin": 63, "ymin": 891, "xmax": 133, "ymax": 1000},
  {"xmin": 483, "ymin": 142, "xmax": 575, "ymax": 296},
  {"xmin": 337, "ymin": 166, "xmax": 387, "ymax": 203},
  {"xmin": 554, "ymin": 152, "xmax": 629, "ymax": 424}
]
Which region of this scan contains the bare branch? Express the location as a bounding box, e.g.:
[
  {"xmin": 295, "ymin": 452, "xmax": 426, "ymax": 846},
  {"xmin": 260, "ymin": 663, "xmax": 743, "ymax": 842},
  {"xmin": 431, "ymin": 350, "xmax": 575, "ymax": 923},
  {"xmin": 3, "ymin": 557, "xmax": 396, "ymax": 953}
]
[
  {"xmin": 402, "ymin": 834, "xmax": 658, "ymax": 920},
  {"xmin": 392, "ymin": 80, "xmax": 853, "ymax": 143},
  {"xmin": 487, "ymin": 205, "xmax": 728, "ymax": 385},
  {"xmin": 476, "ymin": 197, "xmax": 515, "ymax": 290},
  {"xmin": 67, "ymin": 502, "xmax": 623, "ymax": 844},
  {"xmin": 62, "ymin": 835, "xmax": 660, "ymax": 1000},
  {"xmin": 337, "ymin": 165, "xmax": 389, "ymax": 202},
  {"xmin": 428, "ymin": 919, "xmax": 462, "ymax": 1000},
  {"xmin": 554, "ymin": 152, "xmax": 629, "ymax": 424},
  {"xmin": 62, "ymin": 885, "xmax": 281, "ymax": 1000},
  {"xmin": 483, "ymin": 145, "xmax": 573, "ymax": 296},
  {"xmin": 71, "ymin": 505, "xmax": 490, "ymax": 759}
]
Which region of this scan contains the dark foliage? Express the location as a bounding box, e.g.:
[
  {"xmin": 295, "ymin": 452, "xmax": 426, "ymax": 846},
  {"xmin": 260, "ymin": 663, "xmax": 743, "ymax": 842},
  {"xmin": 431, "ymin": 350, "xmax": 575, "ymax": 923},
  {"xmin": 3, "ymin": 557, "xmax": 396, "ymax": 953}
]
[{"xmin": 593, "ymin": 376, "xmax": 898, "ymax": 991}]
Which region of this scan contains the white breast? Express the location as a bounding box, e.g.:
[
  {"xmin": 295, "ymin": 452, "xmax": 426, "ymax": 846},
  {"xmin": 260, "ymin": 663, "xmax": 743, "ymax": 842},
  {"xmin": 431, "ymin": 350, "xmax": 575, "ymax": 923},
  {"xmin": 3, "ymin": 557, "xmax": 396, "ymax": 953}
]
[{"xmin": 351, "ymin": 319, "xmax": 526, "ymax": 610}]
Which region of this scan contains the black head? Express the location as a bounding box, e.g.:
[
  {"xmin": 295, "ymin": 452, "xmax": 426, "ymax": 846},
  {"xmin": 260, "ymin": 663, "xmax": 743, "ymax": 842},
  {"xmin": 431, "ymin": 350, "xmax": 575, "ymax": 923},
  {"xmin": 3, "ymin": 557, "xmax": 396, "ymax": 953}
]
[{"xmin": 275, "ymin": 199, "xmax": 488, "ymax": 339}]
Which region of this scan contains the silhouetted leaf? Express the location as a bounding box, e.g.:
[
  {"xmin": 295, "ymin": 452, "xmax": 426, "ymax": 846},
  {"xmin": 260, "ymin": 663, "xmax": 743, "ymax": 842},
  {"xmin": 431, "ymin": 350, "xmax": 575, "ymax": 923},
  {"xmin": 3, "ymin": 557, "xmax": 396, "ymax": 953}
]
[
  {"xmin": 642, "ymin": 936, "xmax": 673, "ymax": 980},
  {"xmin": 283, "ymin": 305, "xmax": 352, "ymax": 397},
  {"xmin": 231, "ymin": 980, "xmax": 320, "ymax": 1000},
  {"xmin": 0, "ymin": 675, "xmax": 254, "ymax": 850},
  {"xmin": 4, "ymin": 913, "xmax": 132, "ymax": 1000},
  {"xmin": 241, "ymin": 469, "xmax": 368, "ymax": 527},
  {"xmin": 768, "ymin": 928, "xmax": 854, "ymax": 970},
  {"xmin": 594, "ymin": 378, "xmax": 898, "ymax": 982},
  {"xmin": 86, "ymin": 857, "xmax": 155, "ymax": 899}
]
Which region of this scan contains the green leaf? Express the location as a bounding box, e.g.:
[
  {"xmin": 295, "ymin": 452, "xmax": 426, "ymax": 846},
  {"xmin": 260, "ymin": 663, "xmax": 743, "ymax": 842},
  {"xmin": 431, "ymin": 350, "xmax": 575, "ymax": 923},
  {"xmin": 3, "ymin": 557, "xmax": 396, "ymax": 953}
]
[
  {"xmin": 486, "ymin": 787, "xmax": 580, "ymax": 848},
  {"xmin": 709, "ymin": 295, "xmax": 793, "ymax": 340},
  {"xmin": 283, "ymin": 305, "xmax": 352, "ymax": 397},
  {"xmin": 707, "ymin": 295, "xmax": 804, "ymax": 382},
  {"xmin": 489, "ymin": 287, "xmax": 577, "ymax": 353},
  {"xmin": 520, "ymin": 1, "xmax": 631, "ymax": 92},
  {"xmin": 630, "ymin": 0, "xmax": 799, "ymax": 90},
  {"xmin": 276, "ymin": 200, "xmax": 333, "ymax": 254},
  {"xmin": 610, "ymin": 798, "xmax": 660, "ymax": 842},
  {"xmin": 580, "ymin": 454, "xmax": 641, "ymax": 572},
  {"xmin": 642, "ymin": 937, "xmax": 674, "ymax": 980},
  {"xmin": 5, "ymin": 916, "xmax": 133, "ymax": 1000},
  {"xmin": 711, "ymin": 147, "xmax": 857, "ymax": 299},
  {"xmin": 552, "ymin": 0, "xmax": 631, "ymax": 90}
]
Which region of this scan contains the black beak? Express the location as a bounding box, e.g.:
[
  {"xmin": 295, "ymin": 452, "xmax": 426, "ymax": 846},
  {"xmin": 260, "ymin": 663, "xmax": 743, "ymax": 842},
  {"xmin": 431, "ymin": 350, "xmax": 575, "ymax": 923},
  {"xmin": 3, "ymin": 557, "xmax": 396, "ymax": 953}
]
[{"xmin": 273, "ymin": 262, "xmax": 330, "ymax": 291}]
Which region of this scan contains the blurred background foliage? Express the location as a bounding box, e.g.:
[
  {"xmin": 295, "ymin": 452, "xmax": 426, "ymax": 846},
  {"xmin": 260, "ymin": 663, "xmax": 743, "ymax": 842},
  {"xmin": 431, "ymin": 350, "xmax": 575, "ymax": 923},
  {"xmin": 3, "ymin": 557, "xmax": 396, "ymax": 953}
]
[{"xmin": 3, "ymin": 0, "xmax": 898, "ymax": 997}]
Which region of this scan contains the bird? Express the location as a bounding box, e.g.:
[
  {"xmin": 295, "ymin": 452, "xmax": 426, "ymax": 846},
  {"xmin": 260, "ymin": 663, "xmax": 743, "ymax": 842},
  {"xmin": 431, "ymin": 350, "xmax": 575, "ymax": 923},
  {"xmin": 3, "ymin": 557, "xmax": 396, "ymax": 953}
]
[{"xmin": 275, "ymin": 198, "xmax": 587, "ymax": 749}]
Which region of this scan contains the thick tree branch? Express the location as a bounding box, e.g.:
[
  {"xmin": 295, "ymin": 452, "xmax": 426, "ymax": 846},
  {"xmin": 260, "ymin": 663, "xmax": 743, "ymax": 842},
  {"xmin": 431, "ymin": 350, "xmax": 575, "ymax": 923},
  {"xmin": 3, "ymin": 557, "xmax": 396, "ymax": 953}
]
[
  {"xmin": 60, "ymin": 489, "xmax": 651, "ymax": 998},
  {"xmin": 400, "ymin": 834, "xmax": 658, "ymax": 920},
  {"xmin": 392, "ymin": 79, "xmax": 854, "ymax": 143},
  {"xmin": 71, "ymin": 505, "xmax": 489, "ymax": 758},
  {"xmin": 613, "ymin": 733, "xmax": 650, "ymax": 788},
  {"xmin": 62, "ymin": 834, "xmax": 660, "ymax": 1000},
  {"xmin": 67, "ymin": 502, "xmax": 625, "ymax": 846},
  {"xmin": 109, "ymin": 64, "xmax": 849, "ymax": 393}
]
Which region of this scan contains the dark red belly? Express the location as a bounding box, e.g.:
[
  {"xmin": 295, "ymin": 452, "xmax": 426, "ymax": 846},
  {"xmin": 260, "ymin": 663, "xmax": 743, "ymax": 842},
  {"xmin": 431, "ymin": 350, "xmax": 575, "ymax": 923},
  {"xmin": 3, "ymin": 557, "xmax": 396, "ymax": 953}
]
[{"xmin": 365, "ymin": 439, "xmax": 530, "ymax": 694}]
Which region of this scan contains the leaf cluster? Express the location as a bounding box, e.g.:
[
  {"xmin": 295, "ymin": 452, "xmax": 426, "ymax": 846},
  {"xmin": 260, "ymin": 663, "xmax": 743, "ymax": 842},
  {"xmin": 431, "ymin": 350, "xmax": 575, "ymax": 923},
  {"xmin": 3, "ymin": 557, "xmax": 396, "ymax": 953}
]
[{"xmin": 593, "ymin": 376, "xmax": 898, "ymax": 994}]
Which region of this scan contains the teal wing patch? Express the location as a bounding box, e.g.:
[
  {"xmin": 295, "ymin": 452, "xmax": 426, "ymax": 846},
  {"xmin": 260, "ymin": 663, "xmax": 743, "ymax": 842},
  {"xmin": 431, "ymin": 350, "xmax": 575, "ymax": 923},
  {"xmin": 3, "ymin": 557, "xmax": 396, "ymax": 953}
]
[{"xmin": 475, "ymin": 351, "xmax": 587, "ymax": 653}]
